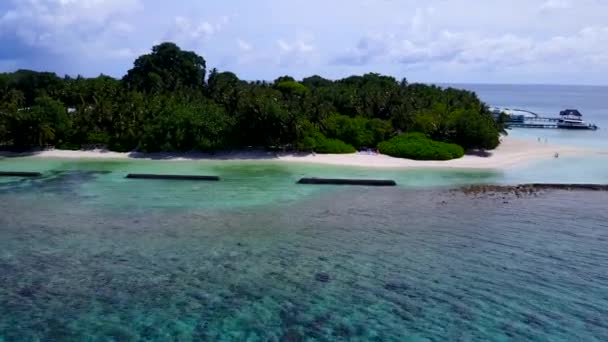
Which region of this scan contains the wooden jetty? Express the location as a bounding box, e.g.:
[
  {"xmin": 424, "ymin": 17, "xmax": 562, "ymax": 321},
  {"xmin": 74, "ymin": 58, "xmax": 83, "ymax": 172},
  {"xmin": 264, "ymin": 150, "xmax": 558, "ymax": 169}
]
[
  {"xmin": 126, "ymin": 174, "xmax": 220, "ymax": 181},
  {"xmin": 0, "ymin": 171, "xmax": 42, "ymax": 177},
  {"xmin": 298, "ymin": 178, "xmax": 397, "ymax": 186}
]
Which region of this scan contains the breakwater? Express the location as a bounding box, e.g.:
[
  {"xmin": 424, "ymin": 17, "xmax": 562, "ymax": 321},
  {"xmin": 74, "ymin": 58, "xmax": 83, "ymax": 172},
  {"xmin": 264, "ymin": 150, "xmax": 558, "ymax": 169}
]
[
  {"xmin": 297, "ymin": 178, "xmax": 397, "ymax": 186},
  {"xmin": 0, "ymin": 171, "xmax": 42, "ymax": 177},
  {"xmin": 125, "ymin": 174, "xmax": 221, "ymax": 181}
]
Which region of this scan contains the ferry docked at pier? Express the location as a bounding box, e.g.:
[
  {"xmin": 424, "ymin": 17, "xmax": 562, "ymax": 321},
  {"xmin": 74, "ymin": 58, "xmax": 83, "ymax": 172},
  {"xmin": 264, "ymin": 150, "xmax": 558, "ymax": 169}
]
[
  {"xmin": 491, "ymin": 107, "xmax": 598, "ymax": 130},
  {"xmin": 556, "ymin": 110, "xmax": 598, "ymax": 130}
]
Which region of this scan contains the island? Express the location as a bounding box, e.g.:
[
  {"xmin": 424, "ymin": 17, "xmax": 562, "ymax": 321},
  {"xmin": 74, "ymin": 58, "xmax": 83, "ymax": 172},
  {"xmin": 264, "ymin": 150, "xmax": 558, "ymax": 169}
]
[{"xmin": 0, "ymin": 42, "xmax": 503, "ymax": 162}]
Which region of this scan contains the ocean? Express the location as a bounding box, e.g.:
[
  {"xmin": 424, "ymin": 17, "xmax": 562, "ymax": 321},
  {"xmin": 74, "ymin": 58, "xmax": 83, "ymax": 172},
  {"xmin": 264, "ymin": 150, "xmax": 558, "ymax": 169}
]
[
  {"xmin": 1, "ymin": 84, "xmax": 608, "ymax": 341},
  {"xmin": 457, "ymin": 83, "xmax": 608, "ymax": 185},
  {"xmin": 452, "ymin": 83, "xmax": 608, "ymax": 149}
]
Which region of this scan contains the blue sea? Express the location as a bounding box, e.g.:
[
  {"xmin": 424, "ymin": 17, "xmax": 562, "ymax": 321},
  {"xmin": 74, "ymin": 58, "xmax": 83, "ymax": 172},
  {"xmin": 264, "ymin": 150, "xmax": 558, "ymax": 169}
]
[
  {"xmin": 1, "ymin": 84, "xmax": 608, "ymax": 341},
  {"xmin": 457, "ymin": 84, "xmax": 608, "ymax": 185},
  {"xmin": 453, "ymin": 83, "xmax": 608, "ymax": 148}
]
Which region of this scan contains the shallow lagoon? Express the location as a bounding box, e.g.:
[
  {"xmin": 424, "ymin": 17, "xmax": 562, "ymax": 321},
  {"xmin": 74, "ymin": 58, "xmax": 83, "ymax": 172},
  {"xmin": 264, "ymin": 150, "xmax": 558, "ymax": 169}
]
[
  {"xmin": 0, "ymin": 156, "xmax": 503, "ymax": 209},
  {"xmin": 1, "ymin": 155, "xmax": 608, "ymax": 340}
]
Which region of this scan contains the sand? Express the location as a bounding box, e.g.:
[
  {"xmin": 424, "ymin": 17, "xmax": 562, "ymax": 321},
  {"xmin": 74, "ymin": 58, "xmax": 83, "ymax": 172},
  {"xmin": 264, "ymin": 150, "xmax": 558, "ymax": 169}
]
[{"xmin": 7, "ymin": 136, "xmax": 598, "ymax": 170}]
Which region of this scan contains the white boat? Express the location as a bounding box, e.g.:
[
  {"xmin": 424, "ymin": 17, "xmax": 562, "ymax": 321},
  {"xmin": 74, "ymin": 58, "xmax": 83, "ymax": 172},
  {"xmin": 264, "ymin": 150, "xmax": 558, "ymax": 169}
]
[{"xmin": 557, "ymin": 109, "xmax": 598, "ymax": 130}]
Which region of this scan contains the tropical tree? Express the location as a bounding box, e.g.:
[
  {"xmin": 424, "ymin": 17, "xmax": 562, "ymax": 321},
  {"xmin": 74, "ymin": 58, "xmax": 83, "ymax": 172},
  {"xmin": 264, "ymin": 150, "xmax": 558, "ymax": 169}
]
[
  {"xmin": 4, "ymin": 96, "xmax": 68, "ymax": 147},
  {"xmin": 0, "ymin": 42, "xmax": 502, "ymax": 157},
  {"xmin": 123, "ymin": 42, "xmax": 207, "ymax": 93}
]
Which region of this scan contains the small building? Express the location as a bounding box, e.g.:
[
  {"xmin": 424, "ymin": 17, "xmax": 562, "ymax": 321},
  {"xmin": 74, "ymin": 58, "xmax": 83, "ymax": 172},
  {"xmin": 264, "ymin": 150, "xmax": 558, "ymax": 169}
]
[{"xmin": 559, "ymin": 109, "xmax": 582, "ymax": 117}]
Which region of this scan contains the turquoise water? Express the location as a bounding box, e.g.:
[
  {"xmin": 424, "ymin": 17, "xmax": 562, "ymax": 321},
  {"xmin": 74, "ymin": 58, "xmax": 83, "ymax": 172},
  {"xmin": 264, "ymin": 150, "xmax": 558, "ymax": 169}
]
[
  {"xmin": 1, "ymin": 169, "xmax": 608, "ymax": 341},
  {"xmin": 2, "ymin": 84, "xmax": 608, "ymax": 340},
  {"xmin": 0, "ymin": 158, "xmax": 501, "ymax": 210},
  {"xmin": 457, "ymin": 83, "xmax": 608, "ymax": 185},
  {"xmin": 453, "ymin": 83, "xmax": 608, "ymax": 149}
]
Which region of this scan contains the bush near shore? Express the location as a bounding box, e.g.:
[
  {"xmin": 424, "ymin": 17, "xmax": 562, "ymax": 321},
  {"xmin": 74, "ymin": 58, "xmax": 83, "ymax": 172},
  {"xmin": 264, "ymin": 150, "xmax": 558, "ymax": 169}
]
[
  {"xmin": 297, "ymin": 130, "xmax": 356, "ymax": 154},
  {"xmin": 378, "ymin": 133, "xmax": 465, "ymax": 160}
]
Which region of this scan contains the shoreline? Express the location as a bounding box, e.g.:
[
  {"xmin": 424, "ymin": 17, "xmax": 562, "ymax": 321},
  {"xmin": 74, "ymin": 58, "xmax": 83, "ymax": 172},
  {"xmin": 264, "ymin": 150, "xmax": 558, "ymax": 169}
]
[{"xmin": 0, "ymin": 136, "xmax": 599, "ymax": 170}]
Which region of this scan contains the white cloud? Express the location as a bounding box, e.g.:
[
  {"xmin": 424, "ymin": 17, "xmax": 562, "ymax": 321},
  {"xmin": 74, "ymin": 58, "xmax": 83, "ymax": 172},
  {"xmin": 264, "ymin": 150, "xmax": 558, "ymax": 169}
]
[
  {"xmin": 277, "ymin": 39, "xmax": 315, "ymax": 53},
  {"xmin": 107, "ymin": 48, "xmax": 139, "ymax": 59},
  {"xmin": 169, "ymin": 17, "xmax": 225, "ymax": 41},
  {"xmin": 1, "ymin": 0, "xmax": 141, "ymax": 28},
  {"xmin": 345, "ymin": 26, "xmax": 608, "ymax": 71},
  {"xmin": 237, "ymin": 39, "xmax": 253, "ymax": 52},
  {"xmin": 274, "ymin": 36, "xmax": 317, "ymax": 68},
  {"xmin": 164, "ymin": 15, "xmax": 231, "ymax": 52},
  {"xmin": 2, "ymin": 0, "xmax": 608, "ymax": 83},
  {"xmin": 540, "ymin": 0, "xmax": 572, "ymax": 11},
  {"xmin": 331, "ymin": 34, "xmax": 389, "ymax": 66},
  {"xmin": 231, "ymin": 34, "xmax": 318, "ymax": 73},
  {"xmin": 0, "ymin": 0, "xmax": 141, "ymax": 58},
  {"xmin": 330, "ymin": 2, "xmax": 608, "ymax": 83},
  {"xmin": 410, "ymin": 6, "xmax": 436, "ymax": 37}
]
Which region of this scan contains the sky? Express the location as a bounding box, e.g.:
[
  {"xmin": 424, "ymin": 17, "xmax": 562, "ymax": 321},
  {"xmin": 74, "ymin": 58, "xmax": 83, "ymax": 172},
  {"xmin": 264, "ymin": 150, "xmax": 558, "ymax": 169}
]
[{"xmin": 1, "ymin": 0, "xmax": 607, "ymax": 85}]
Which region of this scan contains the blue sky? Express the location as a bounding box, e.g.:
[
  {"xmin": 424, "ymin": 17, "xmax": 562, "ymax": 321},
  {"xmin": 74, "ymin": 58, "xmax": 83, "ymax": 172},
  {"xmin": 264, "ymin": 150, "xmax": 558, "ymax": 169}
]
[{"xmin": 1, "ymin": 0, "xmax": 607, "ymax": 85}]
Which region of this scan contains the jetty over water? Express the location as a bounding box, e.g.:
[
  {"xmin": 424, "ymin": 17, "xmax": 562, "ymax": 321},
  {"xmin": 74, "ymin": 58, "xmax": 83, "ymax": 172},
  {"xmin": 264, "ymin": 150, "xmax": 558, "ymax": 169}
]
[
  {"xmin": 492, "ymin": 107, "xmax": 598, "ymax": 130},
  {"xmin": 506, "ymin": 117, "xmax": 560, "ymax": 129},
  {"xmin": 126, "ymin": 174, "xmax": 221, "ymax": 181},
  {"xmin": 298, "ymin": 178, "xmax": 397, "ymax": 186}
]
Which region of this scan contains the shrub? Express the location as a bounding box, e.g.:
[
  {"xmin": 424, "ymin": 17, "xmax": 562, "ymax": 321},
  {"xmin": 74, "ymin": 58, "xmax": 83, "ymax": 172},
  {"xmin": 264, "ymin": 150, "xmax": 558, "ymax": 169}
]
[
  {"xmin": 315, "ymin": 137, "xmax": 356, "ymax": 154},
  {"xmin": 108, "ymin": 138, "xmax": 135, "ymax": 152},
  {"xmin": 298, "ymin": 136, "xmax": 317, "ymax": 151},
  {"xmin": 378, "ymin": 133, "xmax": 464, "ymax": 160},
  {"xmin": 86, "ymin": 132, "xmax": 110, "ymax": 145},
  {"xmin": 56, "ymin": 141, "xmax": 81, "ymax": 150},
  {"xmin": 296, "ymin": 126, "xmax": 356, "ymax": 154},
  {"xmin": 275, "ymin": 80, "xmax": 308, "ymax": 95},
  {"xmin": 323, "ymin": 113, "xmax": 392, "ymax": 149}
]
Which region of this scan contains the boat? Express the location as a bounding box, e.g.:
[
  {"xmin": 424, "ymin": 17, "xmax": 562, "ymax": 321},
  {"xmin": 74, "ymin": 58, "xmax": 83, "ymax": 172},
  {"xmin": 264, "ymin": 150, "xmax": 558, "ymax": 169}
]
[{"xmin": 557, "ymin": 109, "xmax": 598, "ymax": 130}]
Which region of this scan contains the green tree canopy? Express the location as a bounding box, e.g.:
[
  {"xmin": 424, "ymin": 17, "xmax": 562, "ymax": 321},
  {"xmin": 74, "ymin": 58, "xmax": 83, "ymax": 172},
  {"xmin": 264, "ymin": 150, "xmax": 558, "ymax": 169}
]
[
  {"xmin": 4, "ymin": 96, "xmax": 68, "ymax": 148},
  {"xmin": 123, "ymin": 42, "xmax": 207, "ymax": 93},
  {"xmin": 378, "ymin": 133, "xmax": 464, "ymax": 160},
  {"xmin": 0, "ymin": 42, "xmax": 503, "ymax": 159}
]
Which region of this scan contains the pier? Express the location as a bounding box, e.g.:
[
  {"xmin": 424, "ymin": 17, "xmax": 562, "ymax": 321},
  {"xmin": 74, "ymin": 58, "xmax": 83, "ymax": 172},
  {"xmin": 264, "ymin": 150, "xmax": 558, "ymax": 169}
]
[
  {"xmin": 496, "ymin": 108, "xmax": 599, "ymax": 130},
  {"xmin": 506, "ymin": 117, "xmax": 560, "ymax": 129}
]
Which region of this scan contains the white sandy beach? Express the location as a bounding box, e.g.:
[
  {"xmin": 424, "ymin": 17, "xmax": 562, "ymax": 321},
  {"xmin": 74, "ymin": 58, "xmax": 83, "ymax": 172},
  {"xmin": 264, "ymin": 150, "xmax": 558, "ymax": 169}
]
[{"xmin": 13, "ymin": 136, "xmax": 600, "ymax": 170}]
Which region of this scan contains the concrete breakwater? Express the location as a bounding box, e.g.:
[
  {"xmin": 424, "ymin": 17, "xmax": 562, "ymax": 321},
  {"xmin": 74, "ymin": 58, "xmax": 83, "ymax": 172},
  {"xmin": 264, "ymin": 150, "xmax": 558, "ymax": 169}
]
[
  {"xmin": 0, "ymin": 171, "xmax": 42, "ymax": 177},
  {"xmin": 297, "ymin": 178, "xmax": 397, "ymax": 186},
  {"xmin": 125, "ymin": 174, "xmax": 221, "ymax": 181}
]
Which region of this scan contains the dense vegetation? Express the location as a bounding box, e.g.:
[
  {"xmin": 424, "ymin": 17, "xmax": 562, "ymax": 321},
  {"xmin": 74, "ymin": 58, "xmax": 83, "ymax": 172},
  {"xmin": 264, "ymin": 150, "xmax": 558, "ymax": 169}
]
[
  {"xmin": 378, "ymin": 133, "xmax": 465, "ymax": 160},
  {"xmin": 0, "ymin": 42, "xmax": 502, "ymax": 158}
]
